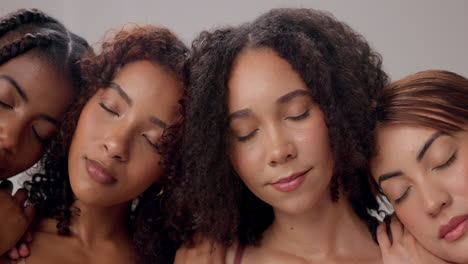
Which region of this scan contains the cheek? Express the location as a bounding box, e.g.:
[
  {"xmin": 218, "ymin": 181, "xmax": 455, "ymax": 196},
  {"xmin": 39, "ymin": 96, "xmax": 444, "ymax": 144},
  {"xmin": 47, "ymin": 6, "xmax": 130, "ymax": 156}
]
[
  {"xmin": 445, "ymin": 159, "xmax": 468, "ymax": 197},
  {"xmin": 126, "ymin": 153, "xmax": 163, "ymax": 196},
  {"xmin": 298, "ymin": 116, "xmax": 333, "ymax": 164},
  {"xmin": 230, "ymin": 141, "xmax": 264, "ymax": 183},
  {"xmin": 12, "ymin": 144, "xmax": 43, "ymax": 176},
  {"xmin": 396, "ymin": 206, "xmax": 428, "ymax": 236},
  {"xmin": 69, "ymin": 104, "xmax": 102, "ymax": 161}
]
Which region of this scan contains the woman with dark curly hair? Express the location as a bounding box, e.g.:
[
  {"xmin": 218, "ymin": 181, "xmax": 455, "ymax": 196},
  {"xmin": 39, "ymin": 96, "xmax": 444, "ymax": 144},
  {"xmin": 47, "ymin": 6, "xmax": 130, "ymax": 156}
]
[
  {"xmin": 174, "ymin": 8, "xmax": 388, "ymax": 264},
  {"xmin": 370, "ymin": 70, "xmax": 468, "ymax": 264},
  {"xmin": 0, "ymin": 8, "xmax": 89, "ymax": 258},
  {"xmin": 10, "ymin": 24, "xmax": 188, "ymax": 264}
]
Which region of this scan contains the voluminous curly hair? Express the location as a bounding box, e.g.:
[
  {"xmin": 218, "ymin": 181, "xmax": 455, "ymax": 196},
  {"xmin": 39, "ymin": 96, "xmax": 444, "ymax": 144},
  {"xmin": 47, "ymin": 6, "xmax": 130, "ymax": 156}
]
[
  {"xmin": 172, "ymin": 8, "xmax": 389, "ymax": 246},
  {"xmin": 25, "ymin": 24, "xmax": 189, "ymax": 264},
  {"xmin": 0, "ymin": 8, "xmax": 89, "ymax": 97}
]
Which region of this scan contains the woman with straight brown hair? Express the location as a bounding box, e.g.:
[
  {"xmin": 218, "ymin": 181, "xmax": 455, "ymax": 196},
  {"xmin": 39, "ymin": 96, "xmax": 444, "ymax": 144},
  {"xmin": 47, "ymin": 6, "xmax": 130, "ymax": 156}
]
[{"xmin": 370, "ymin": 70, "xmax": 468, "ymax": 263}]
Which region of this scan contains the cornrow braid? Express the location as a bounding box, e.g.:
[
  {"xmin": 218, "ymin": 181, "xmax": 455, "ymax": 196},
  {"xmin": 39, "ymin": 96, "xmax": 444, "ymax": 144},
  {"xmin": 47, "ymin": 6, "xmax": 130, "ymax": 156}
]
[
  {"xmin": 0, "ymin": 32, "xmax": 65, "ymax": 64},
  {"xmin": 0, "ymin": 8, "xmax": 90, "ymax": 98},
  {"xmin": 0, "ymin": 8, "xmax": 61, "ymax": 37}
]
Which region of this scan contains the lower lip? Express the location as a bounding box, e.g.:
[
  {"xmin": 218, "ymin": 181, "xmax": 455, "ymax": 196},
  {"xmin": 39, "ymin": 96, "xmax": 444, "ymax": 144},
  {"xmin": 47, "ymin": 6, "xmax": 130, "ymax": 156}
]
[
  {"xmin": 443, "ymin": 219, "xmax": 468, "ymax": 242},
  {"xmin": 85, "ymin": 159, "xmax": 117, "ymax": 185},
  {"xmin": 271, "ymin": 171, "xmax": 308, "ymax": 192}
]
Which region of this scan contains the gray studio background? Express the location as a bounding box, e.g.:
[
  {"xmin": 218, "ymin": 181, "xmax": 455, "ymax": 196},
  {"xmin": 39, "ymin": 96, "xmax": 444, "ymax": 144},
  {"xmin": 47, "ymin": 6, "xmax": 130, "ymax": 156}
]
[{"xmin": 3, "ymin": 0, "xmax": 468, "ymax": 189}]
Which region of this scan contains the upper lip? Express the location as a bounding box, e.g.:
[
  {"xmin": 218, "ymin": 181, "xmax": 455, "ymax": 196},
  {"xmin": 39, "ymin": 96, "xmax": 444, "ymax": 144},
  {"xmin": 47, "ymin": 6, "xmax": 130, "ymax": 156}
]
[
  {"xmin": 271, "ymin": 168, "xmax": 312, "ymax": 185},
  {"xmin": 85, "ymin": 158, "xmax": 117, "ymax": 181},
  {"xmin": 439, "ymin": 215, "xmax": 468, "ymax": 238}
]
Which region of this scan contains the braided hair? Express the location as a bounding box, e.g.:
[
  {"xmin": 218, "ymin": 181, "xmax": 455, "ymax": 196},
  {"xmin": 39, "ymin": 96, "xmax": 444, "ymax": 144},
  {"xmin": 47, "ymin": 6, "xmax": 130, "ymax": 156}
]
[{"xmin": 0, "ymin": 8, "xmax": 89, "ymax": 94}]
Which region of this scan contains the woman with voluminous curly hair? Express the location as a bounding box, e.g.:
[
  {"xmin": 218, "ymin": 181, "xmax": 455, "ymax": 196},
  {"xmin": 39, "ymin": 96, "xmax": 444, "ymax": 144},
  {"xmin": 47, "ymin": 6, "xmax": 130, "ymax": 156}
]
[
  {"xmin": 14, "ymin": 24, "xmax": 188, "ymax": 264},
  {"xmin": 172, "ymin": 8, "xmax": 389, "ymax": 264},
  {"xmin": 370, "ymin": 70, "xmax": 468, "ymax": 264}
]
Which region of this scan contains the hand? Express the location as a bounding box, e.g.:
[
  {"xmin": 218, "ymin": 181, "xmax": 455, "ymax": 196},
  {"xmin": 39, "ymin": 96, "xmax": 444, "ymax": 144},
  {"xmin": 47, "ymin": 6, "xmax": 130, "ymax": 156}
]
[
  {"xmin": 6, "ymin": 231, "xmax": 33, "ymax": 260},
  {"xmin": 174, "ymin": 234, "xmax": 226, "ymax": 264},
  {"xmin": 377, "ymin": 216, "xmax": 451, "ymax": 264},
  {"xmin": 0, "ymin": 180, "xmax": 35, "ymax": 257}
]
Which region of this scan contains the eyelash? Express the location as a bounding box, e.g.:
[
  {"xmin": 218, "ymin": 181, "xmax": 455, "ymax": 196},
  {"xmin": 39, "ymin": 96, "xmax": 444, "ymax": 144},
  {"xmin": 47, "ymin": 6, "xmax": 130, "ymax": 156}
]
[
  {"xmin": 286, "ymin": 110, "xmax": 310, "ymax": 121},
  {"xmin": 433, "ymin": 152, "xmax": 457, "ymax": 171},
  {"xmin": 236, "ymin": 110, "xmax": 311, "ymax": 142},
  {"xmin": 99, "ymin": 102, "xmax": 120, "ymax": 117},
  {"xmin": 237, "ymin": 129, "xmax": 259, "ymax": 142},
  {"xmin": 0, "ymin": 100, "xmax": 13, "ymax": 110},
  {"xmin": 394, "ymin": 186, "xmax": 412, "ymax": 204},
  {"xmin": 143, "ymin": 135, "xmax": 159, "ymax": 152},
  {"xmin": 32, "ymin": 127, "xmax": 47, "ymax": 144}
]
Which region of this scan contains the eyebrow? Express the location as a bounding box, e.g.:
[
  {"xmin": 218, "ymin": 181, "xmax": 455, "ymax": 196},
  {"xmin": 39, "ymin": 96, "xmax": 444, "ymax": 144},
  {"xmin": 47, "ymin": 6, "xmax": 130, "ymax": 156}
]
[
  {"xmin": 378, "ymin": 171, "xmax": 403, "ymax": 186},
  {"xmin": 417, "ymin": 131, "xmax": 445, "ymax": 162},
  {"xmin": 276, "ymin": 89, "xmax": 311, "ymax": 105},
  {"xmin": 0, "ymin": 74, "xmax": 28, "ymax": 102},
  {"xmin": 377, "ymin": 131, "xmax": 446, "ymax": 186},
  {"xmin": 40, "ymin": 114, "xmax": 60, "ymax": 127},
  {"xmin": 150, "ymin": 116, "xmax": 168, "ymax": 130},
  {"xmin": 228, "ymin": 109, "xmax": 253, "ymax": 121},
  {"xmin": 109, "ymin": 82, "xmax": 132, "ymax": 106},
  {"xmin": 228, "ymin": 89, "xmax": 311, "ymax": 121}
]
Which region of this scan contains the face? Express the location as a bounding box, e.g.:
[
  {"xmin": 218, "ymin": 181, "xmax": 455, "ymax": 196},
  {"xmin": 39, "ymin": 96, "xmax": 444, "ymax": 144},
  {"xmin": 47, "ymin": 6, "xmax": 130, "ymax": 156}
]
[
  {"xmin": 68, "ymin": 60, "xmax": 182, "ymax": 207},
  {"xmin": 227, "ymin": 48, "xmax": 334, "ymax": 215},
  {"xmin": 0, "ymin": 52, "xmax": 73, "ymax": 179},
  {"xmin": 371, "ymin": 124, "xmax": 468, "ymax": 262}
]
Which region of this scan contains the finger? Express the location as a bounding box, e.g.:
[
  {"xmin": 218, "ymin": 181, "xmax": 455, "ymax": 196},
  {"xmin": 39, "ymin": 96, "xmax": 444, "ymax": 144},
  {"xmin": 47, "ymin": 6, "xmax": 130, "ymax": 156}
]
[
  {"xmin": 389, "ymin": 215, "xmax": 404, "ymax": 243},
  {"xmin": 23, "ymin": 205, "xmax": 36, "ymax": 225},
  {"xmin": 13, "ymin": 188, "xmax": 28, "ymax": 205},
  {"xmin": 376, "ymin": 222, "xmax": 391, "ymax": 250},
  {"xmin": 0, "ymin": 180, "xmax": 14, "ymax": 193},
  {"xmin": 25, "ymin": 231, "xmax": 33, "ymax": 243},
  {"xmin": 7, "ymin": 247, "xmax": 20, "ymax": 260},
  {"xmin": 18, "ymin": 243, "xmax": 30, "ymax": 258}
]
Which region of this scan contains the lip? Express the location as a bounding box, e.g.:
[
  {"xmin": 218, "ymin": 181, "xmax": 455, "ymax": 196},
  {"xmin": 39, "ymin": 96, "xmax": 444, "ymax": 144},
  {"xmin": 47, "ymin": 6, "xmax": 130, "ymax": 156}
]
[
  {"xmin": 85, "ymin": 158, "xmax": 117, "ymax": 185},
  {"xmin": 439, "ymin": 215, "xmax": 468, "ymax": 242},
  {"xmin": 270, "ymin": 168, "xmax": 311, "ymax": 192}
]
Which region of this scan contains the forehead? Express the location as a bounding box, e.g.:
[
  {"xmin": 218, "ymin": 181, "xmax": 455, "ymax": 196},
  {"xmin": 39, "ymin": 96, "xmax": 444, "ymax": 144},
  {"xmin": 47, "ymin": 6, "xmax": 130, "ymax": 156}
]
[
  {"xmin": 372, "ymin": 125, "xmax": 436, "ymax": 171},
  {"xmin": 227, "ymin": 48, "xmax": 307, "ymax": 108},
  {"xmin": 111, "ymin": 60, "xmax": 183, "ymax": 119},
  {"xmin": 0, "ymin": 51, "xmax": 73, "ymax": 115}
]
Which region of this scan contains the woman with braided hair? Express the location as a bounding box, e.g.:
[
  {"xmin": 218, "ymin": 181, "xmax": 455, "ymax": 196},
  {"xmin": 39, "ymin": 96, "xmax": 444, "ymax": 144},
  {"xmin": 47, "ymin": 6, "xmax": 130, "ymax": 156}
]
[
  {"xmin": 8, "ymin": 24, "xmax": 188, "ymax": 264},
  {"xmin": 0, "ymin": 8, "xmax": 89, "ymax": 259}
]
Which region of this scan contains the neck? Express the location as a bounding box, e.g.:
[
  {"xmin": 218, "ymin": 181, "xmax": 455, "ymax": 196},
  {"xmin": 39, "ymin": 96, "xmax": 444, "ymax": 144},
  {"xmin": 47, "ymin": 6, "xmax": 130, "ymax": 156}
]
[
  {"xmin": 263, "ymin": 192, "xmax": 380, "ymax": 261},
  {"xmin": 66, "ymin": 199, "xmax": 131, "ymax": 248}
]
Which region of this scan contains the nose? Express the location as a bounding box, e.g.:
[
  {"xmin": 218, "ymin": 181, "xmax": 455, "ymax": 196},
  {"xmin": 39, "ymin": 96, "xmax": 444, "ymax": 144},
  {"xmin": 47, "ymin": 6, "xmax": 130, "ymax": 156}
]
[
  {"xmin": 419, "ymin": 179, "xmax": 452, "ymax": 217},
  {"xmin": 0, "ymin": 120, "xmax": 24, "ymax": 155},
  {"xmin": 266, "ymin": 125, "xmax": 297, "ymax": 167},
  {"xmin": 102, "ymin": 128, "xmax": 130, "ymax": 162}
]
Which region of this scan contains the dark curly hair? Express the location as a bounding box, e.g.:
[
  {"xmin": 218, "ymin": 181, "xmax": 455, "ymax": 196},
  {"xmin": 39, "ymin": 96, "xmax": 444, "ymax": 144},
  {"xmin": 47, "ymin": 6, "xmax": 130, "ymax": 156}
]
[
  {"xmin": 25, "ymin": 24, "xmax": 189, "ymax": 264},
  {"xmin": 0, "ymin": 8, "xmax": 89, "ymax": 96},
  {"xmin": 171, "ymin": 8, "xmax": 389, "ymax": 247}
]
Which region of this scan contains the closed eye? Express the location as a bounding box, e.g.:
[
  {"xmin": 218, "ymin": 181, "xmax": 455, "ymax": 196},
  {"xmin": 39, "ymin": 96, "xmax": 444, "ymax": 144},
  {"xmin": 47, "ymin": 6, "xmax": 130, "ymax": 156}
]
[
  {"xmin": 0, "ymin": 100, "xmax": 13, "ymax": 110},
  {"xmin": 32, "ymin": 126, "xmax": 47, "ymax": 144},
  {"xmin": 286, "ymin": 110, "xmax": 310, "ymax": 121},
  {"xmin": 99, "ymin": 102, "xmax": 119, "ymax": 117},
  {"xmin": 433, "ymin": 152, "xmax": 457, "ymax": 171},
  {"xmin": 394, "ymin": 186, "xmax": 412, "ymax": 204},
  {"xmin": 237, "ymin": 129, "xmax": 259, "ymax": 142},
  {"xmin": 143, "ymin": 134, "xmax": 159, "ymax": 151}
]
